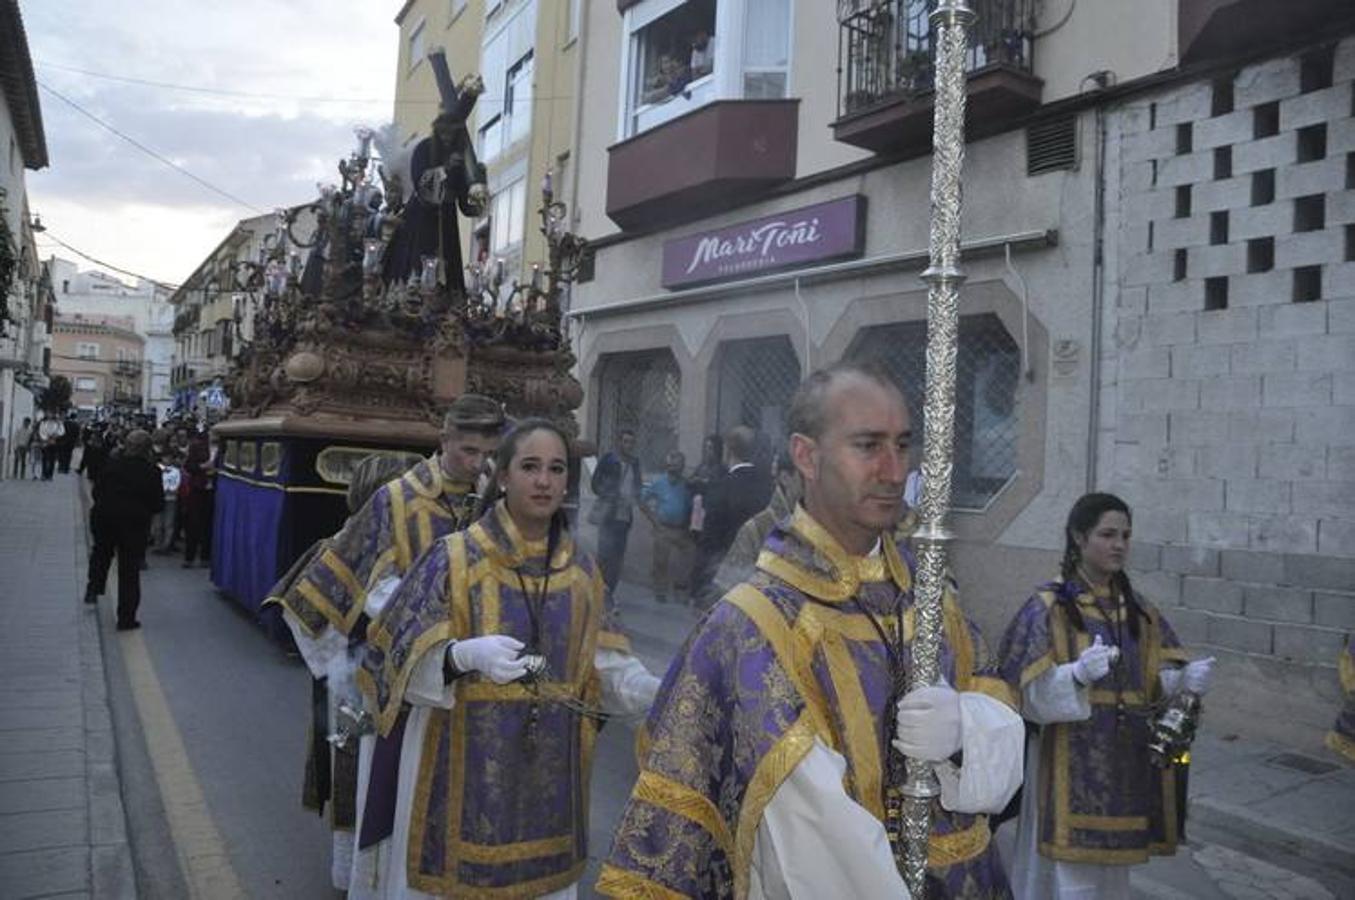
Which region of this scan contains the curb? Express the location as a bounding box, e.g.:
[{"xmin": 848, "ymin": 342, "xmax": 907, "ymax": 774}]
[
  {"xmin": 1188, "ymin": 796, "xmax": 1355, "ymax": 878},
  {"xmin": 74, "ymin": 478, "xmax": 139, "ymax": 900}
]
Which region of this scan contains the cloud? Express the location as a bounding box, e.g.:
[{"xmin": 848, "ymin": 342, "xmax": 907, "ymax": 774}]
[{"xmin": 20, "ymin": 0, "xmax": 404, "ymax": 284}]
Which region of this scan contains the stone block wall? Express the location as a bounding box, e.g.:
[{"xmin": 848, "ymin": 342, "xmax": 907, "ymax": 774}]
[{"xmin": 1104, "ymin": 38, "xmax": 1355, "ymax": 666}]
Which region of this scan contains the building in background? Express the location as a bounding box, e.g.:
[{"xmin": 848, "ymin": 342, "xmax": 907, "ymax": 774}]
[
  {"xmin": 566, "ymin": 0, "xmax": 1355, "ymax": 741},
  {"xmin": 168, "ymin": 212, "xmax": 277, "ymax": 415},
  {"xmin": 392, "ymin": 0, "xmax": 583, "ymax": 286},
  {"xmin": 0, "ymin": 0, "xmax": 52, "ymax": 476},
  {"xmin": 46, "ymin": 258, "xmax": 174, "ymax": 420},
  {"xmin": 50, "ymin": 313, "xmax": 145, "ymax": 415}
]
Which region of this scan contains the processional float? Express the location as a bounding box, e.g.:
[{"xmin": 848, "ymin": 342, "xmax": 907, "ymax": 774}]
[{"xmin": 211, "ymin": 51, "xmax": 586, "ymax": 616}]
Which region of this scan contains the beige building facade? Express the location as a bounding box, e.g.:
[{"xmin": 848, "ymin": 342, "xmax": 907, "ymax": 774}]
[
  {"xmin": 566, "ymin": 0, "xmax": 1355, "ymax": 741},
  {"xmin": 52, "ymin": 314, "xmax": 145, "ymax": 414}
]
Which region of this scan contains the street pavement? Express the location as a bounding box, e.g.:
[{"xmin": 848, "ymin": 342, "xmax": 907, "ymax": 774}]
[{"xmin": 1, "ymin": 472, "xmax": 1352, "ymax": 898}]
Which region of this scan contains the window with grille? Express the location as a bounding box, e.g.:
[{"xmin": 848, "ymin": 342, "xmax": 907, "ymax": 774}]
[
  {"xmin": 596, "ymin": 349, "xmax": 682, "ymax": 475},
  {"xmin": 848, "ymin": 313, "xmax": 1021, "ymax": 509},
  {"xmin": 713, "ymin": 336, "xmax": 801, "ymax": 468}
]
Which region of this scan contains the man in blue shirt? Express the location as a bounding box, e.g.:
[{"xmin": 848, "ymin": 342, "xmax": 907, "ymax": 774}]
[{"xmin": 641, "ymin": 450, "xmax": 693, "ymax": 605}]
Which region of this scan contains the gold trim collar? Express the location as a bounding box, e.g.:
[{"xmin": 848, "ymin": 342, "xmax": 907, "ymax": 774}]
[
  {"xmin": 477, "ymin": 500, "xmax": 574, "ymax": 571},
  {"xmin": 754, "ymin": 505, "xmax": 912, "ymax": 603},
  {"xmin": 404, "ymin": 455, "xmax": 473, "ymax": 500}
]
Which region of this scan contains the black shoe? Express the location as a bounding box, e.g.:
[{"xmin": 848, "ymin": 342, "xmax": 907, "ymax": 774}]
[
  {"xmin": 115, "ymin": 620, "xmax": 141, "ymax": 631},
  {"xmin": 83, "ymin": 589, "xmax": 98, "ymax": 605}
]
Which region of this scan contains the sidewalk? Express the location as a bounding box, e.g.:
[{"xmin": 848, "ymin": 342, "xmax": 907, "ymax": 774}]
[{"xmin": 0, "ymin": 475, "xmax": 135, "ymax": 899}]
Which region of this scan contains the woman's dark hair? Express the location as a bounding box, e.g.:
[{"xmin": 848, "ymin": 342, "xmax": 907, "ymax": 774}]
[
  {"xmin": 1060, "ymin": 492, "xmax": 1145, "ymax": 639},
  {"xmin": 477, "ymin": 418, "xmax": 573, "ymax": 558},
  {"xmin": 702, "ymin": 433, "xmax": 723, "ymax": 463}
]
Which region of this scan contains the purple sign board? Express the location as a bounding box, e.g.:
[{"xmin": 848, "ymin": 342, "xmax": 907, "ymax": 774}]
[{"xmin": 661, "ymin": 194, "xmax": 867, "ymax": 289}]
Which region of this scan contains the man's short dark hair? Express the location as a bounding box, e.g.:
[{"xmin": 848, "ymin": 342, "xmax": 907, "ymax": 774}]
[
  {"xmin": 443, "ymin": 393, "xmax": 506, "ymax": 436},
  {"xmin": 618, "ymin": 428, "xmax": 635, "ymax": 439},
  {"xmin": 786, "ymin": 361, "xmax": 902, "ymax": 440},
  {"xmin": 724, "ymin": 425, "xmax": 755, "ymax": 463}
]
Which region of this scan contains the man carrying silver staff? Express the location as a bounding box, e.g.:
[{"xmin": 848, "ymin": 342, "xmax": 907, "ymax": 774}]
[{"xmin": 600, "ymin": 362, "xmax": 1024, "ymax": 899}]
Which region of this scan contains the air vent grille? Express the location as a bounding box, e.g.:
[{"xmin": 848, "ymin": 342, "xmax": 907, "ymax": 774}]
[{"xmin": 1027, "ymin": 116, "xmax": 1078, "ymax": 176}]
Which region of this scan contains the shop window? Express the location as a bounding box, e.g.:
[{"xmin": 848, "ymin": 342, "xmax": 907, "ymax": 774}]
[
  {"xmin": 848, "ymin": 313, "xmax": 1021, "ymax": 510},
  {"xmin": 713, "ymin": 336, "xmax": 800, "ymax": 466},
  {"xmin": 596, "ymin": 349, "xmax": 682, "ymax": 475}
]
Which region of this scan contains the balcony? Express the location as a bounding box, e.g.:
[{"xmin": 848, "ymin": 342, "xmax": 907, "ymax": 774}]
[
  {"xmin": 1179, "ymin": 0, "xmax": 1353, "ymax": 65},
  {"xmin": 114, "ymin": 360, "xmax": 142, "ymax": 376},
  {"xmin": 832, "ymin": 0, "xmax": 1042, "ymax": 156},
  {"xmin": 606, "ymin": 99, "xmax": 799, "ymax": 231}
]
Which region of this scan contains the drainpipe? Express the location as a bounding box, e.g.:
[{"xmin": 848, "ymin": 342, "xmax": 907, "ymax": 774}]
[
  {"xmin": 566, "ymin": 0, "xmax": 590, "ymax": 233},
  {"xmin": 1086, "ymin": 102, "xmax": 1107, "ymax": 492}
]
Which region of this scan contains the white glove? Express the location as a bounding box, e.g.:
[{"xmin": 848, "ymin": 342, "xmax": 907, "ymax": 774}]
[
  {"xmin": 449, "ymin": 635, "xmax": 529, "ymax": 684},
  {"xmin": 892, "ymin": 684, "xmax": 962, "ymax": 762},
  {"xmin": 1182, "ymin": 656, "xmax": 1216, "ymax": 694},
  {"xmin": 1072, "ymin": 635, "xmax": 1119, "ymax": 686}
]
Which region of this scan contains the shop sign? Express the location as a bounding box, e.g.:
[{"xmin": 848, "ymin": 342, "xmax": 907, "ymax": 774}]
[{"xmin": 661, "ymin": 194, "xmax": 866, "ymax": 289}]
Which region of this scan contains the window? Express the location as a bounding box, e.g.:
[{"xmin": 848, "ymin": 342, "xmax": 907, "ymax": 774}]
[
  {"xmin": 1247, "ymin": 237, "xmax": 1274, "ymax": 273},
  {"xmin": 1293, "ymin": 266, "xmax": 1322, "ymax": 303},
  {"xmin": 76, "ymin": 342, "xmax": 99, "ymax": 360},
  {"xmin": 407, "ymin": 19, "xmax": 427, "ymax": 72},
  {"xmin": 75, "ymin": 377, "xmax": 97, "ymax": 392},
  {"xmin": 1251, "ymin": 169, "xmax": 1275, "ymax": 205},
  {"xmin": 450, "ymin": 0, "xmax": 467, "ymax": 21},
  {"xmin": 596, "ymin": 349, "xmax": 682, "ymax": 475},
  {"xmin": 1176, "ymin": 122, "xmax": 1192, "ymax": 155},
  {"xmin": 1211, "ymin": 77, "xmax": 1234, "ymax": 116},
  {"xmin": 567, "ymin": 0, "xmax": 581, "ymax": 42},
  {"xmin": 1294, "ymin": 194, "xmax": 1325, "ymax": 232},
  {"xmin": 1296, "ymin": 123, "xmax": 1327, "ymax": 163},
  {"xmin": 1175, "ymin": 185, "xmax": 1192, "ymax": 218},
  {"xmin": 1210, "ymin": 211, "xmax": 1229, "ymax": 245},
  {"xmin": 1254, "ymin": 101, "xmax": 1279, "ymax": 139},
  {"xmin": 1205, "ymin": 277, "xmax": 1228, "ymax": 310},
  {"xmin": 490, "ymin": 178, "xmax": 528, "ymax": 255},
  {"xmin": 1213, "ymin": 146, "xmax": 1232, "ymax": 180},
  {"xmin": 506, "ymin": 52, "xmax": 534, "ymax": 146},
  {"xmin": 630, "ymin": 0, "xmax": 718, "ymax": 118},
  {"xmin": 1299, "ymin": 45, "xmax": 1334, "ymax": 93},
  {"xmin": 620, "ymin": 0, "xmax": 792, "ymax": 138},
  {"xmin": 714, "ymin": 337, "xmax": 800, "ymax": 461},
  {"xmin": 850, "ymin": 314, "xmax": 1020, "ymax": 510},
  {"xmin": 742, "ymin": 0, "xmax": 791, "ymax": 99},
  {"xmin": 478, "ymin": 0, "xmax": 537, "ymax": 163},
  {"xmin": 1173, "ymin": 249, "xmax": 1187, "ymax": 282},
  {"xmin": 1347, "ymin": 225, "xmax": 1355, "ymax": 263}
]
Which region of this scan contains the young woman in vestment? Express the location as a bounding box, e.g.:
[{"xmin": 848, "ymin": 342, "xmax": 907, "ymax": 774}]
[
  {"xmin": 356, "ymin": 418, "xmax": 660, "ymax": 899},
  {"xmin": 997, "ymin": 492, "xmax": 1215, "ymax": 900}
]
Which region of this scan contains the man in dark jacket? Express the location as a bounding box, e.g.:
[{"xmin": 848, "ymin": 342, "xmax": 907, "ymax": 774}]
[
  {"xmin": 84, "ymin": 430, "xmax": 164, "ymax": 630},
  {"xmin": 693, "ymin": 425, "xmax": 770, "ymax": 605}
]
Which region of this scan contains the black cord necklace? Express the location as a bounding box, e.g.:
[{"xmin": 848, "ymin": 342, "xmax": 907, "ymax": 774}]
[{"xmin": 1079, "ymin": 569, "xmax": 1129, "ymax": 726}]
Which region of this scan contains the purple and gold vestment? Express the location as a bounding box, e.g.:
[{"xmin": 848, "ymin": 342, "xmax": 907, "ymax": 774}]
[
  {"xmin": 1327, "ymin": 638, "xmax": 1355, "ymax": 764},
  {"xmin": 270, "ymin": 455, "xmax": 477, "ymax": 640},
  {"xmin": 359, "ymin": 501, "xmax": 629, "ymax": 897},
  {"xmin": 599, "ymin": 505, "xmax": 1016, "ymax": 900},
  {"xmin": 997, "ymin": 579, "xmax": 1190, "ymax": 865}
]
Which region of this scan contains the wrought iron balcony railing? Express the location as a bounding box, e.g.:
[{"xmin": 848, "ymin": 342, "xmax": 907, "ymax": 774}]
[{"xmin": 837, "ymin": 0, "xmax": 1036, "ymax": 118}]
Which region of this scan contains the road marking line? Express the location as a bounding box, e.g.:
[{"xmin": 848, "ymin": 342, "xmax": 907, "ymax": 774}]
[{"xmin": 120, "ymin": 629, "xmax": 247, "ymax": 900}]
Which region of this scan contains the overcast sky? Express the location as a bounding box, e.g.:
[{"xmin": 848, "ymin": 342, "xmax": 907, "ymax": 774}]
[{"xmin": 23, "ymin": 0, "xmax": 403, "ymax": 287}]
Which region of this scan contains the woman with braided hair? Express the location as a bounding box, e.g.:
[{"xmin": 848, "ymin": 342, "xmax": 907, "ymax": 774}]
[{"xmin": 996, "ymin": 492, "xmax": 1215, "ymax": 900}]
